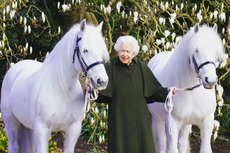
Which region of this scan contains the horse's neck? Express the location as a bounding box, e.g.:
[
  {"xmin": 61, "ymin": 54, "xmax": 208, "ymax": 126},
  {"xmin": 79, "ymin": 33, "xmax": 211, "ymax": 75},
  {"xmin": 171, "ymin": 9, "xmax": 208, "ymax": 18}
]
[
  {"xmin": 36, "ymin": 54, "xmax": 81, "ymax": 97},
  {"xmin": 161, "ymin": 51, "xmax": 199, "ymax": 89}
]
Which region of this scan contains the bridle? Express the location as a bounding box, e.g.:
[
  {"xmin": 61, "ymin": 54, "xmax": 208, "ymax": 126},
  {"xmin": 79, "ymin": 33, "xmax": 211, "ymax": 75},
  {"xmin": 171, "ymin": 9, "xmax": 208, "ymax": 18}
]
[
  {"xmin": 192, "ymin": 55, "xmax": 215, "ymax": 74},
  {"xmin": 72, "ymin": 35, "xmax": 104, "ymax": 77}
]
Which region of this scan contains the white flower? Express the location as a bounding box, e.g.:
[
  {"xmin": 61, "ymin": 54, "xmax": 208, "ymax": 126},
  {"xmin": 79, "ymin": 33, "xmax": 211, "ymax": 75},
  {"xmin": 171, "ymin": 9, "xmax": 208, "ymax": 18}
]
[
  {"xmin": 95, "ymin": 107, "xmax": 98, "ymax": 113},
  {"xmin": 23, "ymin": 17, "xmax": 27, "ymax": 25},
  {"xmin": 99, "ymin": 136, "xmax": 102, "ymax": 143},
  {"xmin": 30, "ymin": 46, "xmax": 33, "ymax": 54},
  {"xmin": 58, "ymin": 26, "xmax": 61, "ymax": 34},
  {"xmin": 62, "ymin": 4, "xmax": 67, "ymax": 12},
  {"xmin": 122, "ymin": 11, "xmax": 125, "ymax": 18},
  {"xmin": 180, "ymin": 3, "xmax": 184, "ymax": 10},
  {"xmin": 107, "ymin": 6, "xmax": 111, "ymax": 14},
  {"xmin": 218, "ymin": 99, "xmax": 224, "ymax": 107},
  {"xmin": 213, "ymin": 10, "xmax": 218, "ymax": 19},
  {"xmin": 41, "ymin": 12, "xmax": 45, "ymax": 23},
  {"xmin": 216, "ymin": 84, "xmax": 224, "ymax": 97},
  {"xmin": 3, "ymin": 33, "xmax": 6, "ymax": 40},
  {"xmin": 219, "ymin": 12, "xmax": 226, "ymax": 22},
  {"xmin": 165, "ymin": 42, "xmax": 170, "ymax": 49},
  {"xmin": 222, "ymin": 27, "xmax": 225, "ymax": 34},
  {"xmin": 172, "ymin": 32, "xmax": 176, "ymax": 40},
  {"xmin": 165, "ymin": 2, "xmax": 169, "ymax": 9},
  {"xmin": 10, "ymin": 62, "xmax": 15, "ymax": 67},
  {"xmin": 159, "ymin": 17, "xmax": 165, "ymax": 25},
  {"xmin": 213, "ymin": 131, "xmax": 218, "ymax": 140},
  {"xmin": 155, "ymin": 39, "xmax": 162, "ymax": 45},
  {"xmin": 103, "ymin": 110, "xmax": 107, "ymax": 117},
  {"xmin": 6, "ymin": 5, "xmax": 10, "ymax": 14},
  {"xmin": 28, "ymin": 25, "xmax": 31, "ymax": 34},
  {"xmin": 24, "ymin": 25, "xmax": 27, "ymax": 33},
  {"xmin": 164, "ymin": 30, "xmax": 170, "ymax": 37},
  {"xmin": 116, "ymin": 1, "xmax": 122, "ymax": 13},
  {"xmin": 142, "ymin": 45, "xmax": 148, "ymax": 52},
  {"xmin": 161, "ymin": 38, "xmax": 165, "ymax": 44},
  {"xmin": 175, "ymin": 36, "xmax": 182, "ymax": 44},
  {"xmin": 57, "ymin": 2, "xmax": 60, "ymax": 9},
  {"xmin": 210, "ymin": 12, "xmax": 213, "ymax": 19},
  {"xmin": 90, "ymin": 117, "xmax": 95, "ymax": 125},
  {"xmin": 134, "ymin": 11, "xmax": 138, "ymax": 23},
  {"xmin": 10, "ymin": 10, "xmax": 16, "ymax": 19}
]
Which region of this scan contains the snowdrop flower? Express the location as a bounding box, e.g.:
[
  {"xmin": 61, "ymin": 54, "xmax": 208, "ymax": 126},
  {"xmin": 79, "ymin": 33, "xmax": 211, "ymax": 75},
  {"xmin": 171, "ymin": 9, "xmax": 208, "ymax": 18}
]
[
  {"xmin": 95, "ymin": 107, "xmax": 98, "ymax": 114},
  {"xmin": 58, "ymin": 26, "xmax": 61, "ymax": 34},
  {"xmin": 3, "ymin": 33, "xmax": 5, "ymax": 40},
  {"xmin": 159, "ymin": 17, "xmax": 165, "ymax": 25},
  {"xmin": 222, "ymin": 27, "xmax": 225, "ymax": 34},
  {"xmin": 219, "ymin": 54, "xmax": 228, "ymax": 68},
  {"xmin": 103, "ymin": 110, "xmax": 107, "ymax": 117},
  {"xmin": 214, "ymin": 120, "xmax": 220, "ymax": 130},
  {"xmin": 172, "ymin": 32, "xmax": 176, "ymax": 40},
  {"xmin": 3, "ymin": 9, "xmax": 5, "ymax": 15},
  {"xmin": 216, "ymin": 84, "xmax": 224, "ymax": 97},
  {"xmin": 161, "ymin": 38, "xmax": 165, "ymax": 44},
  {"xmin": 100, "ymin": 4, "xmax": 104, "ymax": 11},
  {"xmin": 19, "ymin": 16, "xmax": 23, "ymax": 24},
  {"xmin": 210, "ymin": 12, "xmax": 213, "ymax": 19},
  {"xmin": 164, "ymin": 30, "xmax": 170, "ymax": 37},
  {"xmin": 155, "ymin": 39, "xmax": 162, "ymax": 45},
  {"xmin": 41, "ymin": 12, "xmax": 45, "ymax": 23},
  {"xmin": 122, "ymin": 11, "xmax": 125, "ymax": 18},
  {"xmin": 24, "ymin": 17, "xmax": 27, "ymax": 25},
  {"xmin": 142, "ymin": 45, "xmax": 148, "ymax": 52},
  {"xmin": 165, "ymin": 42, "xmax": 170, "ymax": 49},
  {"xmin": 175, "ymin": 36, "xmax": 182, "ymax": 44},
  {"xmin": 222, "ymin": 38, "xmax": 226, "ymax": 45},
  {"xmin": 62, "ymin": 4, "xmax": 67, "ymax": 12},
  {"xmin": 24, "ymin": 25, "xmax": 27, "ymax": 33},
  {"xmin": 219, "ymin": 12, "xmax": 226, "ymax": 22},
  {"xmin": 134, "ymin": 11, "xmax": 138, "ymax": 23},
  {"xmin": 57, "ymin": 2, "xmax": 60, "ymax": 9},
  {"xmin": 228, "ymin": 29, "xmax": 230, "ymax": 35},
  {"xmin": 6, "ymin": 5, "xmax": 10, "ymax": 14},
  {"xmin": 99, "ymin": 136, "xmax": 102, "ymax": 143},
  {"xmin": 180, "ymin": 3, "xmax": 184, "ymax": 10},
  {"xmin": 165, "ymin": 2, "xmax": 169, "ymax": 9},
  {"xmin": 28, "ymin": 25, "xmax": 31, "ymax": 34},
  {"xmin": 30, "ymin": 46, "xmax": 33, "ymax": 54},
  {"xmin": 107, "ymin": 6, "xmax": 111, "ymax": 14},
  {"xmin": 213, "ymin": 131, "xmax": 218, "ymax": 140},
  {"xmin": 10, "ymin": 62, "xmax": 15, "ymax": 67},
  {"xmin": 10, "ymin": 10, "xmax": 16, "ymax": 19},
  {"xmin": 116, "ymin": 1, "xmax": 122, "ymax": 13},
  {"xmin": 213, "ymin": 10, "xmax": 218, "ymax": 19},
  {"xmin": 218, "ymin": 98, "xmax": 224, "ymax": 107}
]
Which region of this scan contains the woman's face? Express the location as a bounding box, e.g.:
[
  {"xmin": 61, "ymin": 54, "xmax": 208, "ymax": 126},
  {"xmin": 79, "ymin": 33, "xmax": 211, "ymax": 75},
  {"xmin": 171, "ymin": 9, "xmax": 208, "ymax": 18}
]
[{"xmin": 118, "ymin": 43, "xmax": 135, "ymax": 64}]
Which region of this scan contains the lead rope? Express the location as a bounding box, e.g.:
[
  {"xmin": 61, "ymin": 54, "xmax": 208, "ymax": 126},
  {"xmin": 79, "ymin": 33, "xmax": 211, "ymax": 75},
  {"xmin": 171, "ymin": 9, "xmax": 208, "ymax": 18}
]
[
  {"xmin": 165, "ymin": 77, "xmax": 202, "ymax": 136},
  {"xmin": 84, "ymin": 77, "xmax": 99, "ymax": 114}
]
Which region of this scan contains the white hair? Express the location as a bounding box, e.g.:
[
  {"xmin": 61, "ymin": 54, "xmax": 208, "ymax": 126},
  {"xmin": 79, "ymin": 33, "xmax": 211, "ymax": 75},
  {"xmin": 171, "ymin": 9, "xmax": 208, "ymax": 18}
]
[{"xmin": 114, "ymin": 35, "xmax": 140, "ymax": 55}]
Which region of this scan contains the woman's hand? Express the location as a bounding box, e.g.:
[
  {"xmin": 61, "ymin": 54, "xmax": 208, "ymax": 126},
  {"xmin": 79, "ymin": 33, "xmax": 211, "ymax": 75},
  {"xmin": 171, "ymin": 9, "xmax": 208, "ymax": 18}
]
[{"xmin": 167, "ymin": 87, "xmax": 178, "ymax": 95}]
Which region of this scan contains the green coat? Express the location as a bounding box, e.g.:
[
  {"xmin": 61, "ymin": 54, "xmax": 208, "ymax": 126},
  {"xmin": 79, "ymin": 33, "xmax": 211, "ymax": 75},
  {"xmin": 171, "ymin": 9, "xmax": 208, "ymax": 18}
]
[{"xmin": 97, "ymin": 56, "xmax": 168, "ymax": 153}]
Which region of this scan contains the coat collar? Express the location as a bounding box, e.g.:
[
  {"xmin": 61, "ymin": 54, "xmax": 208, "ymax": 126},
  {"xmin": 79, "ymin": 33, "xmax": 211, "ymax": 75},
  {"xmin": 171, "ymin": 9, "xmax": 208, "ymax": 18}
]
[{"xmin": 111, "ymin": 56, "xmax": 138, "ymax": 64}]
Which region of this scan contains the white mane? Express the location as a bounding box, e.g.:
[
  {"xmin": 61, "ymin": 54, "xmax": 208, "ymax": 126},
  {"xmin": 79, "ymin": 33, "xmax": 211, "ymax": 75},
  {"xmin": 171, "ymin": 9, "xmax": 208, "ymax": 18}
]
[
  {"xmin": 31, "ymin": 23, "xmax": 109, "ymax": 112},
  {"xmin": 159, "ymin": 25, "xmax": 225, "ymax": 88}
]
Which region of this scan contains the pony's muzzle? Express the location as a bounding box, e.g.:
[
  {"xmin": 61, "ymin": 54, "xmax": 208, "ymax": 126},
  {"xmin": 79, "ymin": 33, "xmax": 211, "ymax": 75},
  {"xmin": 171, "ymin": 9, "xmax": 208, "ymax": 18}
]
[
  {"xmin": 203, "ymin": 75, "xmax": 218, "ymax": 89},
  {"xmin": 92, "ymin": 77, "xmax": 108, "ymax": 90}
]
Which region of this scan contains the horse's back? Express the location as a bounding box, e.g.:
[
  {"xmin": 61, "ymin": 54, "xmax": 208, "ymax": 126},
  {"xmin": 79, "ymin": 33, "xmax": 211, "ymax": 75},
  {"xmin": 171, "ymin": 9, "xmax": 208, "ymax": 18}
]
[
  {"xmin": 147, "ymin": 51, "xmax": 172, "ymax": 82},
  {"xmin": 1, "ymin": 60, "xmax": 42, "ymax": 117}
]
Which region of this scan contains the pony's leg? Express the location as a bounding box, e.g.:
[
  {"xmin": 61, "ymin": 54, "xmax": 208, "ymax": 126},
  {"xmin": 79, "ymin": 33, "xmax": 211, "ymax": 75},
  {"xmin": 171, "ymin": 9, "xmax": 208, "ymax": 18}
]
[
  {"xmin": 178, "ymin": 125, "xmax": 192, "ymax": 153},
  {"xmin": 152, "ymin": 118, "xmax": 167, "ymax": 153},
  {"xmin": 199, "ymin": 116, "xmax": 214, "ymax": 153},
  {"xmin": 166, "ymin": 116, "xmax": 180, "ymax": 153},
  {"xmin": 4, "ymin": 112, "xmax": 20, "ymax": 153},
  {"xmin": 34, "ymin": 117, "xmax": 50, "ymax": 153},
  {"xmin": 64, "ymin": 120, "xmax": 82, "ymax": 153}
]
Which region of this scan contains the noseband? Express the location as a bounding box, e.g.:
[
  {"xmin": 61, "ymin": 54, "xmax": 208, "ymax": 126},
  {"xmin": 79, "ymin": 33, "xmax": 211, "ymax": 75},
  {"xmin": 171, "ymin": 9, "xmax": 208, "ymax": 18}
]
[
  {"xmin": 72, "ymin": 35, "xmax": 104, "ymax": 77},
  {"xmin": 192, "ymin": 55, "xmax": 215, "ymax": 74}
]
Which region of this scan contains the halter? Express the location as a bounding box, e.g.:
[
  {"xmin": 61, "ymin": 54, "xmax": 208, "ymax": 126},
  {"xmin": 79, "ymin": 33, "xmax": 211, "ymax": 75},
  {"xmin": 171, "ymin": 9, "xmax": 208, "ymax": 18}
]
[
  {"xmin": 72, "ymin": 35, "xmax": 104, "ymax": 77},
  {"xmin": 192, "ymin": 55, "xmax": 215, "ymax": 74}
]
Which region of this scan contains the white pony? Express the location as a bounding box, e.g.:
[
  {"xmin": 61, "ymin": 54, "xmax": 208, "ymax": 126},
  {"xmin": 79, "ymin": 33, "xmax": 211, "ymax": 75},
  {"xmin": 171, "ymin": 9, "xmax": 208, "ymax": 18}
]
[
  {"xmin": 1, "ymin": 19, "xmax": 109, "ymax": 153},
  {"xmin": 148, "ymin": 24, "xmax": 225, "ymax": 153}
]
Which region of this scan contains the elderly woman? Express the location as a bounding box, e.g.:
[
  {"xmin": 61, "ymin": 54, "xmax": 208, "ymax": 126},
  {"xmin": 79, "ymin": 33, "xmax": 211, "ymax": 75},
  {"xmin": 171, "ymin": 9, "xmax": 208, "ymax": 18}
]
[{"xmin": 89, "ymin": 35, "xmax": 177, "ymax": 153}]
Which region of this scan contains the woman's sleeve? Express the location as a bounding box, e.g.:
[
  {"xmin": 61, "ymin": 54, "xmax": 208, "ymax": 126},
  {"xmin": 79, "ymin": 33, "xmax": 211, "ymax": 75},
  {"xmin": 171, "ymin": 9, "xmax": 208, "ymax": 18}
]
[
  {"xmin": 95, "ymin": 93, "xmax": 111, "ymax": 104},
  {"xmin": 145, "ymin": 87, "xmax": 168, "ymax": 103}
]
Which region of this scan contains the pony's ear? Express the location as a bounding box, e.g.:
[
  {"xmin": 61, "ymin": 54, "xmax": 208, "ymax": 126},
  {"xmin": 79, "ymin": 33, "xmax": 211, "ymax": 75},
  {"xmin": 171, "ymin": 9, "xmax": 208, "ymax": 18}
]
[
  {"xmin": 97, "ymin": 21, "xmax": 103, "ymax": 32},
  {"xmin": 80, "ymin": 19, "xmax": 87, "ymax": 33},
  {"xmin": 194, "ymin": 23, "xmax": 199, "ymax": 33},
  {"xmin": 213, "ymin": 23, "xmax": 218, "ymax": 32}
]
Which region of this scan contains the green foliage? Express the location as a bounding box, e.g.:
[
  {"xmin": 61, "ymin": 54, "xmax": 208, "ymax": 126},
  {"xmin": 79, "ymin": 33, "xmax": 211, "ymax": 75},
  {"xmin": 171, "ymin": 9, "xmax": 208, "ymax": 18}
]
[{"xmin": 81, "ymin": 102, "xmax": 108, "ymax": 143}]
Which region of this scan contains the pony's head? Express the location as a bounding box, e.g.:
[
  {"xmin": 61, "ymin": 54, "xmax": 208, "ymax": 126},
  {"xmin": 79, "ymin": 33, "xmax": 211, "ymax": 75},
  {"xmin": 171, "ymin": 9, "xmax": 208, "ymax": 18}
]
[
  {"xmin": 187, "ymin": 24, "xmax": 225, "ymax": 89},
  {"xmin": 72, "ymin": 19, "xmax": 109, "ymax": 90}
]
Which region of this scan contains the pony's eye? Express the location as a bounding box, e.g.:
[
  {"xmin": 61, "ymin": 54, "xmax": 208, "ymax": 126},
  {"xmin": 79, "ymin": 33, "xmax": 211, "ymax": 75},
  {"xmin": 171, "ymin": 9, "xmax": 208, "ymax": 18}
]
[{"xmin": 83, "ymin": 49, "xmax": 88, "ymax": 53}]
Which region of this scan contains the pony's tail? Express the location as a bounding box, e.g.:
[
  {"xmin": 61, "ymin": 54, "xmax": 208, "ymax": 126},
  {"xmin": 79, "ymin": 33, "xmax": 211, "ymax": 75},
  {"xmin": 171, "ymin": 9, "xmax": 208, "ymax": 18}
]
[{"xmin": 18, "ymin": 124, "xmax": 36, "ymax": 153}]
